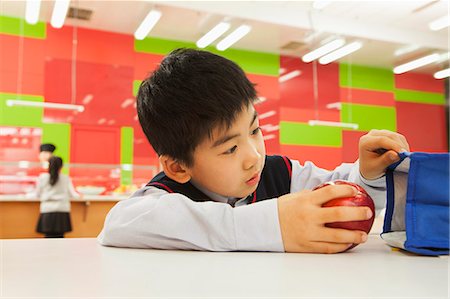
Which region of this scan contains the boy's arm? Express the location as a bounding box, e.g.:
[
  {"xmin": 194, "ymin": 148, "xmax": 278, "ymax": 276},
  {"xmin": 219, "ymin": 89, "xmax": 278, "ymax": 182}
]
[{"xmin": 98, "ymin": 187, "xmax": 284, "ymax": 251}]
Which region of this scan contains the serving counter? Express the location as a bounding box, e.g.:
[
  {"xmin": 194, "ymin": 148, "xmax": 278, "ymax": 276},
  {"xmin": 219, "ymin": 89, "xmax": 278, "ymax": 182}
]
[{"xmin": 0, "ymin": 194, "xmax": 127, "ymax": 239}]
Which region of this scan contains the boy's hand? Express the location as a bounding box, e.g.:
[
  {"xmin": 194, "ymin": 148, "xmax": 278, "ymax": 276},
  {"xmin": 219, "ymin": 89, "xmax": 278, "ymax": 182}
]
[
  {"xmin": 278, "ymin": 185, "xmax": 373, "ymax": 253},
  {"xmin": 359, "ymin": 129, "xmax": 410, "ymax": 180}
]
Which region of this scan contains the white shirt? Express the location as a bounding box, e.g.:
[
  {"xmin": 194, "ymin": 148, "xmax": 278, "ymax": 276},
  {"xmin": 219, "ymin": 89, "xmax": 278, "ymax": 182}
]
[
  {"xmin": 35, "ymin": 173, "xmax": 80, "ymax": 213},
  {"xmin": 98, "ymin": 159, "xmax": 385, "ymax": 252}
]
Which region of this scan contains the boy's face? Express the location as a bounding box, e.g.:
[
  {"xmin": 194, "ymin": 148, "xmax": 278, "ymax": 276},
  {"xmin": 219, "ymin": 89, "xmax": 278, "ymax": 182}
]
[{"xmin": 187, "ymin": 104, "xmax": 266, "ymax": 199}]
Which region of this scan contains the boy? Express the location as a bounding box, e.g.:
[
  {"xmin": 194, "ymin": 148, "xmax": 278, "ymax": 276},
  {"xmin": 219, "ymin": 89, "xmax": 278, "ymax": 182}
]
[
  {"xmin": 98, "ymin": 48, "xmax": 409, "ymax": 253},
  {"xmin": 39, "ymin": 143, "xmax": 56, "ymax": 163}
]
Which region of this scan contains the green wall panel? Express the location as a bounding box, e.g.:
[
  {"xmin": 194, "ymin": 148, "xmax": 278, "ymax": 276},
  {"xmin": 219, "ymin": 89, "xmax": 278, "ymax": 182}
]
[
  {"xmin": 395, "ymin": 89, "xmax": 445, "ymax": 105},
  {"xmin": 0, "ymin": 93, "xmax": 43, "ymax": 126},
  {"xmin": 133, "ymin": 80, "xmax": 141, "ymax": 97},
  {"xmin": 135, "ymin": 37, "xmax": 279, "ymax": 76},
  {"xmin": 0, "ymin": 15, "xmax": 46, "ymax": 39},
  {"xmin": 339, "ymin": 63, "xmax": 394, "ymax": 91},
  {"xmin": 41, "ymin": 123, "xmax": 71, "ymax": 174},
  {"xmin": 120, "ymin": 127, "xmax": 133, "ymax": 185},
  {"xmin": 341, "ymin": 103, "xmax": 396, "ymax": 132},
  {"xmin": 280, "ymin": 121, "xmax": 342, "ymax": 147}
]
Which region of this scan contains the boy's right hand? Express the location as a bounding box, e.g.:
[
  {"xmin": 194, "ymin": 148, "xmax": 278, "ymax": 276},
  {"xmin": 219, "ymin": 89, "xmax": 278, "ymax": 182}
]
[{"xmin": 277, "ymin": 184, "xmax": 373, "ymax": 253}]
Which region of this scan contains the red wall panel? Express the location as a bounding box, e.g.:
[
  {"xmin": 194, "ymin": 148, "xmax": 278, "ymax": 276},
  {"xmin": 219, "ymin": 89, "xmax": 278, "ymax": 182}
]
[
  {"xmin": 133, "ymin": 52, "xmax": 164, "ymax": 81},
  {"xmin": 247, "ymin": 73, "xmax": 279, "ymax": 100},
  {"xmin": 342, "ymin": 130, "xmax": 367, "ymax": 163},
  {"xmin": 280, "ymin": 144, "xmax": 343, "ymax": 170},
  {"xmin": 396, "ymin": 102, "xmax": 448, "ymax": 152},
  {"xmin": 280, "ymin": 55, "xmax": 339, "ymax": 109},
  {"xmin": 395, "ymin": 73, "xmax": 444, "ymax": 93},
  {"xmin": 70, "ymin": 125, "xmax": 120, "ymax": 164}
]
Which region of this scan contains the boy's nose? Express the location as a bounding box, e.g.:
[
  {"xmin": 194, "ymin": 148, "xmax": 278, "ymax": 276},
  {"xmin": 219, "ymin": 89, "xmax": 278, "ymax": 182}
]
[{"xmin": 243, "ymin": 145, "xmax": 261, "ymax": 170}]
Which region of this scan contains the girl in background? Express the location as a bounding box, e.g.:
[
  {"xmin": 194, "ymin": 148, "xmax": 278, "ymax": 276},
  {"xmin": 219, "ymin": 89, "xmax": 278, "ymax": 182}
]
[{"xmin": 35, "ymin": 156, "xmax": 80, "ymax": 238}]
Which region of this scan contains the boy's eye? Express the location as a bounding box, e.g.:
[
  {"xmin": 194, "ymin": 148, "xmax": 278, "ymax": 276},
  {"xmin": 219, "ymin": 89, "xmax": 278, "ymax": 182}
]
[
  {"xmin": 223, "ymin": 145, "xmax": 237, "ymax": 155},
  {"xmin": 251, "ymin": 127, "xmax": 261, "ymax": 135}
]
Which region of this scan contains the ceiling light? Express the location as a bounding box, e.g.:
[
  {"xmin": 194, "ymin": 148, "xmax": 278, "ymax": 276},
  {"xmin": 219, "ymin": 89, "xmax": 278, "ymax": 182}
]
[
  {"xmin": 279, "ymin": 70, "xmax": 302, "ymax": 83},
  {"xmin": 263, "ymin": 134, "xmax": 277, "ymax": 141},
  {"xmin": 196, "ymin": 22, "xmax": 230, "ymax": 48},
  {"xmin": 258, "ymin": 110, "xmax": 276, "ymax": 120},
  {"xmin": 121, "ymin": 98, "xmax": 134, "ymax": 109},
  {"xmin": 393, "ymin": 53, "xmax": 440, "ymax": 74},
  {"xmin": 429, "ymin": 15, "xmax": 450, "ymax": 31},
  {"xmin": 25, "ymin": 0, "xmax": 41, "ymax": 25},
  {"xmin": 319, "ymin": 42, "xmax": 363, "ymax": 65},
  {"xmin": 434, "ymin": 68, "xmax": 450, "ymax": 79},
  {"xmin": 6, "ymin": 100, "xmax": 84, "ymax": 112},
  {"xmin": 313, "ymin": 0, "xmax": 331, "ymax": 10},
  {"xmin": 82, "ymin": 94, "xmax": 93, "ymax": 104},
  {"xmin": 216, "ymin": 25, "xmax": 251, "ymax": 51},
  {"xmin": 50, "ymin": 0, "xmax": 70, "ymax": 29},
  {"xmin": 302, "ymin": 38, "xmax": 345, "ymax": 63},
  {"xmin": 326, "ymin": 102, "xmax": 341, "ymax": 110},
  {"xmin": 394, "ymin": 44, "xmax": 420, "ymax": 57},
  {"xmin": 134, "ymin": 10, "xmax": 162, "ymax": 40},
  {"xmin": 98, "ymin": 118, "xmax": 106, "ymax": 124},
  {"xmin": 308, "ymin": 120, "xmax": 358, "ymax": 130}
]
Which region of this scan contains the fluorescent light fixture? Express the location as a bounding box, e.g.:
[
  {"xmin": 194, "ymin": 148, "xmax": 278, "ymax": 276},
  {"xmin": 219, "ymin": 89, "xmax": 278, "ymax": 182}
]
[
  {"xmin": 259, "ymin": 110, "xmax": 276, "ymax": 120},
  {"xmin": 98, "ymin": 118, "xmax": 106, "ymax": 124},
  {"xmin": 434, "ymin": 68, "xmax": 450, "ymax": 79},
  {"xmin": 308, "ymin": 120, "xmax": 359, "ymax": 130},
  {"xmin": 279, "ymin": 68, "xmax": 287, "ymax": 74},
  {"xmin": 429, "ymin": 15, "xmax": 450, "ymax": 31},
  {"xmin": 302, "ymin": 38, "xmax": 345, "ymax": 63},
  {"xmin": 121, "ymin": 98, "xmax": 134, "ymax": 109},
  {"xmin": 25, "ymin": 0, "xmax": 41, "ymax": 25},
  {"xmin": 313, "ymin": 0, "xmax": 331, "ymax": 10},
  {"xmin": 196, "ymin": 22, "xmax": 230, "ymax": 48},
  {"xmin": 319, "ymin": 42, "xmax": 363, "ymax": 65},
  {"xmin": 216, "ymin": 25, "xmax": 251, "ymax": 51},
  {"xmin": 263, "ymin": 134, "xmax": 277, "ymax": 141},
  {"xmin": 6, "ymin": 100, "xmax": 84, "ymax": 112},
  {"xmin": 393, "ymin": 53, "xmax": 440, "ymax": 74},
  {"xmin": 255, "ymin": 96, "xmax": 267, "ymax": 104},
  {"xmin": 394, "ymin": 44, "xmax": 420, "ymax": 57},
  {"xmin": 134, "ymin": 10, "xmax": 162, "ymax": 40},
  {"xmin": 279, "ymin": 70, "xmax": 302, "ymax": 83},
  {"xmin": 326, "ymin": 102, "xmax": 342, "ymax": 110},
  {"xmin": 50, "ymin": 0, "xmax": 70, "ymax": 29},
  {"xmin": 82, "ymin": 94, "xmax": 93, "ymax": 104},
  {"xmin": 262, "ymin": 125, "xmax": 279, "ymax": 132}
]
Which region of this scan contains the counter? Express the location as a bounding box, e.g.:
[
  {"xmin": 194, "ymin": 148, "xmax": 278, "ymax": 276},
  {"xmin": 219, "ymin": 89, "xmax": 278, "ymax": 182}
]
[
  {"xmin": 1, "ymin": 235, "xmax": 448, "ymax": 298},
  {"xmin": 0, "ymin": 194, "xmax": 128, "ymax": 239}
]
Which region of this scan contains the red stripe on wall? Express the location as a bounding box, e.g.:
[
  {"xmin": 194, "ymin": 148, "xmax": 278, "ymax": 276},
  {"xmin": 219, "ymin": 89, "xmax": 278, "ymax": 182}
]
[
  {"xmin": 395, "ymin": 73, "xmax": 444, "ymax": 93},
  {"xmin": 279, "ymin": 144, "xmax": 343, "ymax": 170},
  {"xmin": 340, "ymin": 88, "xmax": 395, "ymax": 106},
  {"xmin": 280, "ymin": 107, "xmax": 340, "ymax": 123}
]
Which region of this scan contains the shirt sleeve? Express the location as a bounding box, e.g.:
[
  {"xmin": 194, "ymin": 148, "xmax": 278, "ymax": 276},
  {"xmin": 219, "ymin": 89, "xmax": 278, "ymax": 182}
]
[
  {"xmin": 97, "ymin": 187, "xmax": 284, "ymax": 252},
  {"xmin": 67, "ymin": 177, "xmax": 80, "ymax": 199},
  {"xmin": 290, "ymin": 159, "xmax": 386, "ymax": 215}
]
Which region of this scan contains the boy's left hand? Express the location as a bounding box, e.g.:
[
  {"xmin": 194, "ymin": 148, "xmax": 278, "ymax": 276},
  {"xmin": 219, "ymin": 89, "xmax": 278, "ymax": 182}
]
[{"xmin": 359, "ymin": 129, "xmax": 410, "ymax": 180}]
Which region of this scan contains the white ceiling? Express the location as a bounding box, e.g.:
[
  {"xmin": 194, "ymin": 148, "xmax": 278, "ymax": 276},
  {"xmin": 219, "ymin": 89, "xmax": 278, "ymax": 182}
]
[{"xmin": 0, "ymin": 0, "xmax": 449, "ymax": 73}]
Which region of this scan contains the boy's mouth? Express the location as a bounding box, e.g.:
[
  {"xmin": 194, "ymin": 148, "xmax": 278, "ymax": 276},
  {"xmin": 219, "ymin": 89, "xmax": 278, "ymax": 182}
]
[{"xmin": 246, "ymin": 172, "xmax": 261, "ymax": 186}]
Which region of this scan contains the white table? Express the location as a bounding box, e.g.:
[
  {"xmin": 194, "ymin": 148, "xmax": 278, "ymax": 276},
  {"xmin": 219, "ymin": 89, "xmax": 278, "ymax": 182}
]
[{"xmin": 1, "ymin": 236, "xmax": 448, "ymax": 298}]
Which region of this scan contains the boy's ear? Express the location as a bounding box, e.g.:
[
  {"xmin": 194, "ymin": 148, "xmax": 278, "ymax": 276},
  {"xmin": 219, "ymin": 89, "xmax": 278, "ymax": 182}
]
[{"xmin": 159, "ymin": 155, "xmax": 191, "ymax": 184}]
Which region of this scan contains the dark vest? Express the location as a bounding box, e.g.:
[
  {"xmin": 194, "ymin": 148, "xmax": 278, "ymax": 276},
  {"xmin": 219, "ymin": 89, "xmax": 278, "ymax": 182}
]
[{"xmin": 146, "ymin": 155, "xmax": 292, "ymax": 205}]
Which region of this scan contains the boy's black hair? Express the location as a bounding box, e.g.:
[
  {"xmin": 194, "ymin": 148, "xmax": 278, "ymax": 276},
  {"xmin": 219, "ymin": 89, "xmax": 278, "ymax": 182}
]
[{"xmin": 137, "ymin": 48, "xmax": 257, "ymax": 167}]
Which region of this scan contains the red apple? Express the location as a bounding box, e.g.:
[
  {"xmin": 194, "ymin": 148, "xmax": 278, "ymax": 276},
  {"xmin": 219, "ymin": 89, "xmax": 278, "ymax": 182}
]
[{"xmin": 313, "ymin": 180, "xmax": 375, "ymax": 250}]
